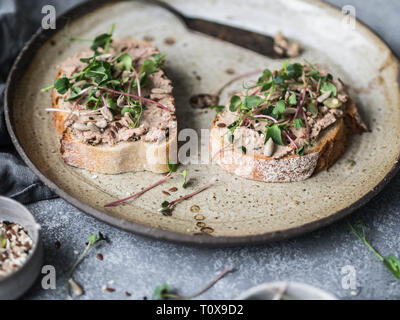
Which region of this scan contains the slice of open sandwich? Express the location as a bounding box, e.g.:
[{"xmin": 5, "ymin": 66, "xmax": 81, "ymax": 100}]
[
  {"xmin": 44, "ymin": 26, "xmax": 176, "ymax": 174},
  {"xmin": 210, "ymin": 61, "xmax": 367, "ymax": 182}
]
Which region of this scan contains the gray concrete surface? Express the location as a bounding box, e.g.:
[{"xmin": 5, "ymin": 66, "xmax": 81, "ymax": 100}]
[{"xmin": 21, "ymin": 0, "xmax": 400, "ymax": 300}]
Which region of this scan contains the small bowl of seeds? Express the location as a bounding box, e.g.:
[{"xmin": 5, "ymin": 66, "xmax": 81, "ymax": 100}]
[{"xmin": 0, "ymin": 196, "xmax": 43, "ymax": 300}]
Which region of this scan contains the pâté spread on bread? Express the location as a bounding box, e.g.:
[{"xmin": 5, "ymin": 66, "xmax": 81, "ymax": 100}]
[
  {"xmin": 43, "ymin": 25, "xmax": 177, "ymax": 174},
  {"xmin": 210, "ymin": 60, "xmax": 367, "ymax": 182}
]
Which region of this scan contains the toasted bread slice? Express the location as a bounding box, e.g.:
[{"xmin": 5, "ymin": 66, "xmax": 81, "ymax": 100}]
[
  {"xmin": 210, "ymin": 99, "xmax": 362, "ymax": 183},
  {"xmin": 60, "ymin": 128, "xmax": 176, "ymax": 174},
  {"xmin": 51, "ymin": 38, "xmax": 177, "ymax": 174}
]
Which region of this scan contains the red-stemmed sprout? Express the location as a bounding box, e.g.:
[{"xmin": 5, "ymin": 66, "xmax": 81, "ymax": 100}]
[
  {"xmin": 98, "ymin": 87, "xmax": 171, "ymax": 113},
  {"xmin": 104, "ymin": 173, "xmax": 172, "ymax": 207},
  {"xmin": 153, "ymin": 265, "xmax": 235, "ymax": 300},
  {"xmin": 251, "ymin": 114, "xmax": 278, "ymax": 123},
  {"xmin": 159, "ymin": 178, "xmax": 216, "ymax": 216},
  {"xmin": 283, "ymin": 130, "xmax": 298, "ymax": 151}
]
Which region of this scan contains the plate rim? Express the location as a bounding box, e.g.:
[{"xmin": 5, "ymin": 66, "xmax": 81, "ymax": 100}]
[{"xmin": 4, "ymin": 0, "xmax": 400, "ymax": 247}]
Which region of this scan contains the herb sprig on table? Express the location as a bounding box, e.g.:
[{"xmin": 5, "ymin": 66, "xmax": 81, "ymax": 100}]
[
  {"xmin": 349, "ymin": 222, "xmax": 400, "ymax": 280},
  {"xmin": 158, "ymin": 177, "xmax": 216, "ymax": 216},
  {"xmin": 67, "ymin": 232, "xmax": 108, "ymax": 299},
  {"xmin": 152, "ymin": 265, "xmax": 234, "ymax": 300},
  {"xmin": 43, "ymin": 24, "xmax": 171, "ymax": 128},
  {"xmin": 104, "ymin": 160, "xmax": 188, "ymax": 208},
  {"xmin": 223, "ymin": 59, "xmax": 344, "ymax": 154}
]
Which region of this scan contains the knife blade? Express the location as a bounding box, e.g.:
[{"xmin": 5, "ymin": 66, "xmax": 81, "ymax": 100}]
[
  {"xmin": 141, "ymin": 0, "xmax": 280, "ymax": 58},
  {"xmin": 185, "ymin": 18, "xmax": 279, "ymax": 58}
]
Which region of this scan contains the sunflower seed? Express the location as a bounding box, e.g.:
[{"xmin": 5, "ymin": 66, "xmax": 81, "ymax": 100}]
[
  {"xmin": 317, "ymin": 91, "xmax": 332, "ymax": 103},
  {"xmin": 73, "ymin": 122, "xmax": 90, "ymax": 131},
  {"xmin": 95, "ymin": 119, "xmax": 108, "ymax": 129},
  {"xmin": 264, "ymin": 138, "xmax": 274, "ymax": 157}
]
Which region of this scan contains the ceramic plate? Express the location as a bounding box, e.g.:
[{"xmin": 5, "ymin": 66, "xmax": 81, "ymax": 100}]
[{"xmin": 5, "ymin": 0, "xmax": 400, "ymax": 245}]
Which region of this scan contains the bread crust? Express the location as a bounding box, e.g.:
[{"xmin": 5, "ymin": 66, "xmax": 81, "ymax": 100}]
[
  {"xmin": 60, "ymin": 129, "xmax": 176, "ymax": 174},
  {"xmin": 210, "ymin": 99, "xmax": 361, "ymax": 182},
  {"xmin": 51, "ymin": 40, "xmax": 177, "ymax": 174}
]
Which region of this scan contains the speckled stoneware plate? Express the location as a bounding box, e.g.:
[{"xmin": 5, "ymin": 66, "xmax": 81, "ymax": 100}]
[{"xmin": 5, "ymin": 0, "xmax": 400, "ymax": 246}]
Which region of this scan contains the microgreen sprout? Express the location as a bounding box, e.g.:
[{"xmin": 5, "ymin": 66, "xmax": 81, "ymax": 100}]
[
  {"xmin": 167, "ymin": 161, "xmax": 189, "ymax": 188},
  {"xmin": 104, "ymin": 173, "xmax": 172, "ymax": 207},
  {"xmin": 66, "ymin": 232, "xmax": 108, "ymax": 299},
  {"xmin": 158, "ymin": 178, "xmax": 216, "ymax": 216},
  {"xmin": 43, "ymin": 24, "xmax": 171, "ymax": 131},
  {"xmin": 349, "ymin": 222, "xmax": 400, "ymax": 280},
  {"xmin": 104, "ymin": 161, "xmax": 188, "ymax": 207},
  {"xmin": 152, "ymin": 265, "xmax": 234, "ymax": 300},
  {"xmin": 219, "ymin": 60, "xmax": 343, "ymax": 157}
]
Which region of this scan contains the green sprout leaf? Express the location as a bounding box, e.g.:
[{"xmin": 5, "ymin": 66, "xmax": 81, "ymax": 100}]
[
  {"xmin": 289, "ymin": 93, "xmax": 297, "ymax": 105},
  {"xmin": 273, "ymin": 100, "xmax": 286, "ymax": 115},
  {"xmin": 349, "ymin": 222, "xmax": 400, "ymax": 281},
  {"xmin": 309, "ymin": 70, "xmax": 320, "ymax": 80},
  {"xmin": 152, "ymin": 283, "xmax": 171, "ymax": 300},
  {"xmin": 287, "ymin": 63, "xmax": 303, "ymax": 79},
  {"xmin": 257, "ymin": 69, "xmax": 272, "ymax": 83},
  {"xmin": 67, "ymin": 232, "xmax": 108, "ymax": 299},
  {"xmin": 243, "ymin": 95, "xmax": 263, "ymax": 109},
  {"xmin": 118, "ymin": 53, "xmax": 133, "ymax": 71},
  {"xmin": 140, "ymin": 54, "xmax": 166, "ymax": 74},
  {"xmin": 54, "ymin": 75, "xmax": 71, "ymax": 94},
  {"xmin": 239, "ymin": 146, "xmax": 247, "ymax": 154},
  {"xmin": 296, "ymin": 145, "xmax": 305, "ymax": 156},
  {"xmin": 293, "ymin": 118, "xmax": 304, "ymax": 130},
  {"xmin": 229, "ymin": 95, "xmax": 241, "ymax": 112},
  {"xmin": 383, "ymin": 255, "xmax": 400, "ymax": 280},
  {"xmin": 87, "ymin": 232, "xmax": 106, "ymax": 246},
  {"xmin": 121, "ymin": 106, "xmax": 136, "ymax": 117},
  {"xmin": 132, "ymin": 72, "xmax": 148, "ymax": 89},
  {"xmin": 158, "ymin": 201, "xmax": 172, "ymax": 216},
  {"xmin": 306, "ymin": 99, "xmax": 319, "ymax": 118},
  {"xmin": 90, "ymin": 24, "xmax": 115, "ymax": 53},
  {"xmin": 320, "ymin": 81, "xmax": 337, "ymax": 97},
  {"xmin": 152, "ymin": 53, "xmax": 166, "ymax": 68},
  {"xmin": 210, "ymin": 104, "xmax": 225, "ymax": 113},
  {"xmin": 282, "ymin": 59, "xmax": 290, "ymax": 71},
  {"xmin": 161, "ymin": 200, "xmax": 170, "ymax": 208},
  {"xmin": 265, "ymin": 123, "xmax": 283, "ymax": 145}
]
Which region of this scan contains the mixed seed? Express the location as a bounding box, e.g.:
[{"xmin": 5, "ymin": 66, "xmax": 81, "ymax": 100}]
[{"xmin": 0, "ymin": 221, "xmax": 33, "ymax": 279}]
